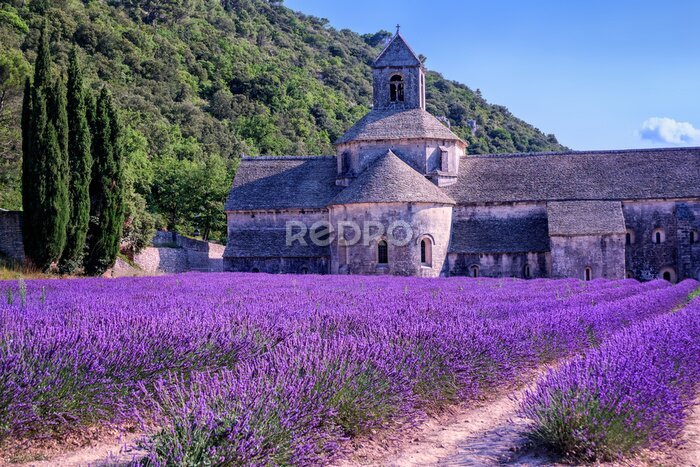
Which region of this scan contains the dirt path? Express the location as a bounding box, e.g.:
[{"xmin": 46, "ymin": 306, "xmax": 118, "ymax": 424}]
[
  {"xmin": 336, "ymin": 369, "xmax": 560, "ymax": 467},
  {"xmin": 11, "ymin": 432, "xmax": 146, "ymax": 467},
  {"xmin": 680, "ymin": 399, "xmax": 700, "ymax": 466}
]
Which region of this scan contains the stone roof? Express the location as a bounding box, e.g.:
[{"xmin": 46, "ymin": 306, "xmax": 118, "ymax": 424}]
[
  {"xmin": 224, "ymin": 229, "xmax": 329, "ymax": 258},
  {"xmin": 443, "ymin": 147, "xmax": 700, "ymax": 203},
  {"xmin": 330, "ymin": 151, "xmax": 455, "ymax": 206},
  {"xmin": 449, "ymin": 216, "xmax": 550, "ymax": 253},
  {"xmin": 547, "ymin": 201, "xmax": 626, "ymax": 236},
  {"xmin": 336, "ymin": 108, "xmax": 464, "ymax": 144},
  {"xmin": 225, "ymin": 156, "xmax": 342, "ymax": 211},
  {"xmin": 373, "ymin": 33, "xmax": 422, "ymax": 68}
]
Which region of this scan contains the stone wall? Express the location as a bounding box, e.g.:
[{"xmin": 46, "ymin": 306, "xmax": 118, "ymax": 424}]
[
  {"xmin": 550, "ymin": 234, "xmax": 626, "ymax": 280},
  {"xmin": 447, "ymin": 252, "xmax": 550, "ymax": 278},
  {"xmin": 623, "ymin": 200, "xmax": 699, "ymax": 282},
  {"xmin": 335, "ymin": 138, "xmax": 463, "ymax": 179},
  {"xmin": 223, "ymin": 257, "xmax": 329, "ymax": 274},
  {"xmin": 328, "ymin": 202, "xmax": 453, "ymax": 277},
  {"xmin": 0, "ymin": 211, "xmax": 25, "ymax": 263},
  {"xmin": 134, "ymin": 231, "xmax": 224, "ymax": 274},
  {"xmin": 372, "ymin": 66, "xmax": 424, "ymax": 111}
]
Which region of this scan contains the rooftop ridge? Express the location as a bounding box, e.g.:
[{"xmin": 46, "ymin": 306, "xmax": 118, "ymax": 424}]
[
  {"xmin": 462, "ymin": 146, "xmax": 700, "ymax": 159},
  {"xmin": 372, "ymin": 31, "xmax": 422, "ymax": 68},
  {"xmin": 241, "ymin": 155, "xmax": 335, "ymax": 161}
]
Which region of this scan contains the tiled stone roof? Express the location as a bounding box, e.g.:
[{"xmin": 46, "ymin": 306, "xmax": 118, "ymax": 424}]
[
  {"xmin": 449, "ymin": 215, "xmax": 550, "ymax": 253},
  {"xmin": 225, "ymin": 156, "xmax": 342, "ymax": 211},
  {"xmin": 547, "ymin": 201, "xmax": 626, "ymax": 236},
  {"xmin": 224, "ymin": 229, "xmax": 329, "ymax": 258},
  {"xmin": 373, "ymin": 33, "xmax": 422, "ymax": 68},
  {"xmin": 330, "ymin": 151, "xmax": 455, "ymax": 206},
  {"xmin": 443, "ymin": 147, "xmax": 700, "ymax": 203},
  {"xmin": 336, "ymin": 108, "xmax": 463, "ymax": 144}
]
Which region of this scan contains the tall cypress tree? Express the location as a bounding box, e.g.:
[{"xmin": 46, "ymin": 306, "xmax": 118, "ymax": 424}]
[
  {"xmin": 21, "ymin": 21, "xmax": 70, "ymax": 271},
  {"xmin": 85, "ymin": 88, "xmax": 124, "ymax": 275},
  {"xmin": 21, "ymin": 77, "xmax": 35, "ymax": 259},
  {"xmin": 39, "ymin": 76, "xmax": 70, "ymax": 268},
  {"xmin": 22, "ymin": 22, "xmax": 52, "ymax": 269},
  {"xmin": 59, "ymin": 49, "xmax": 92, "ymax": 274}
]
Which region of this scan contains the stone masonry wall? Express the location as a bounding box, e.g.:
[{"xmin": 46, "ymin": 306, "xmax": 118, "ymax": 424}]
[
  {"xmin": 0, "ymin": 211, "xmax": 25, "ymax": 263},
  {"xmin": 134, "ymin": 231, "xmax": 224, "ymax": 273}
]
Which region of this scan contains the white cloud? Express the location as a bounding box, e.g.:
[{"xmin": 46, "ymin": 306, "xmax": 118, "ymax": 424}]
[{"xmin": 639, "ymin": 117, "xmax": 700, "ymax": 145}]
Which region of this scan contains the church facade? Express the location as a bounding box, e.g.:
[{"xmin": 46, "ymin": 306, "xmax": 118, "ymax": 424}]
[{"xmin": 224, "ymin": 32, "xmax": 700, "ymax": 282}]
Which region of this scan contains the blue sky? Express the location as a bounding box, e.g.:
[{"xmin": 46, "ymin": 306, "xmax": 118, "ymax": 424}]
[{"xmin": 285, "ymin": 0, "xmax": 700, "ymax": 150}]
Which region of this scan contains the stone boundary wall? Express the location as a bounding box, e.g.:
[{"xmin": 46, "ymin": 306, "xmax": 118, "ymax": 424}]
[
  {"xmin": 133, "ymin": 231, "xmax": 224, "ymax": 274},
  {"xmin": 0, "ymin": 211, "xmax": 25, "ymax": 263}
]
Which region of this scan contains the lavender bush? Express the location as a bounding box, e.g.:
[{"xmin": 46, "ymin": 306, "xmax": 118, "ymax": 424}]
[
  {"xmin": 520, "ymin": 296, "xmax": 700, "ymax": 461},
  {"xmin": 0, "ymin": 274, "xmax": 697, "ymax": 464}
]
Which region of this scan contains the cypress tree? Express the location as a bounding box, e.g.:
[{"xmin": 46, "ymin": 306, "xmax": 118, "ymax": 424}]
[
  {"xmin": 85, "ymin": 88, "xmax": 124, "ymax": 275},
  {"xmin": 59, "ymin": 49, "xmax": 92, "ymax": 274},
  {"xmin": 22, "ymin": 22, "xmax": 52, "ymax": 269},
  {"xmin": 21, "ymin": 78, "xmax": 35, "ymax": 260},
  {"xmin": 38, "ymin": 76, "xmax": 70, "ymax": 268}
]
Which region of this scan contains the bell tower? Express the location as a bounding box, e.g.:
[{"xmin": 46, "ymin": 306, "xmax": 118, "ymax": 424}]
[{"xmin": 372, "ymin": 27, "xmax": 425, "ymax": 111}]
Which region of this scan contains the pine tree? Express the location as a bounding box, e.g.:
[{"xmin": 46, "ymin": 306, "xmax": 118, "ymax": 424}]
[
  {"xmin": 85, "ymin": 88, "xmax": 124, "ymax": 275},
  {"xmin": 59, "ymin": 49, "xmax": 92, "ymax": 274}
]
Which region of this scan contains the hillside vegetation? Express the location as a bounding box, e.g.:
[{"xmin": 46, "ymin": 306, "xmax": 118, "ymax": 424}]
[{"xmin": 0, "ymin": 0, "xmax": 566, "ymax": 241}]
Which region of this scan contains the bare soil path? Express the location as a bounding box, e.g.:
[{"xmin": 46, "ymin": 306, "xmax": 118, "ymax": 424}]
[
  {"xmin": 6, "ymin": 432, "xmax": 146, "ymax": 467},
  {"xmin": 336, "ymin": 368, "xmax": 560, "ymax": 467}
]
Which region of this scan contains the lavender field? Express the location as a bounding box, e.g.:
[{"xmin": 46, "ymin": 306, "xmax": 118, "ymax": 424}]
[{"xmin": 0, "ymin": 274, "xmax": 698, "ymax": 465}]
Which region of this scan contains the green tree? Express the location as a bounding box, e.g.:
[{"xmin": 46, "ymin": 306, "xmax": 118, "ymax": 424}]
[
  {"xmin": 85, "ymin": 88, "xmax": 124, "ymax": 275},
  {"xmin": 41, "ymin": 76, "xmax": 70, "ymax": 268},
  {"xmin": 59, "ymin": 49, "xmax": 93, "ymax": 273},
  {"xmin": 22, "ymin": 21, "xmax": 69, "ymax": 271}
]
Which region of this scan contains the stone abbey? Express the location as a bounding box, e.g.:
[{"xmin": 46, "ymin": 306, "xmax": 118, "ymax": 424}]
[{"xmin": 224, "ymin": 32, "xmax": 700, "ymax": 281}]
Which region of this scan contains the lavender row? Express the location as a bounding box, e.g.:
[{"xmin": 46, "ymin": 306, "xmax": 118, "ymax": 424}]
[
  {"xmin": 520, "ymin": 296, "xmax": 700, "ymax": 461},
  {"xmin": 0, "ymin": 274, "xmax": 696, "ymax": 464}
]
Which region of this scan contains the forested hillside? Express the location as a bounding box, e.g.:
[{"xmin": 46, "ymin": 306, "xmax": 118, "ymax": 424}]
[{"xmin": 0, "ymin": 0, "xmax": 566, "ymax": 242}]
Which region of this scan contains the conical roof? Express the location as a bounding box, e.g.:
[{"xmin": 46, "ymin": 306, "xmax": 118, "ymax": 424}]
[
  {"xmin": 329, "ymin": 151, "xmax": 455, "ymax": 206},
  {"xmin": 335, "ymin": 108, "xmax": 464, "ymax": 144},
  {"xmin": 373, "ymin": 33, "xmax": 422, "ymax": 68}
]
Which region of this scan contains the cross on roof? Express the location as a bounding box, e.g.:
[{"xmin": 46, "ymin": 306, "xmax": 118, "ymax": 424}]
[{"xmin": 396, "ymin": 24, "xmax": 400, "ymax": 33}]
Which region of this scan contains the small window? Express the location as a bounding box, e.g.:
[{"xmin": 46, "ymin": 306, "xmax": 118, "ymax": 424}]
[
  {"xmin": 660, "ymin": 268, "xmax": 676, "ymax": 283},
  {"xmin": 377, "ymin": 240, "xmax": 388, "ymax": 264},
  {"xmin": 523, "ymin": 264, "xmax": 531, "ymax": 279},
  {"xmin": 626, "ymin": 271, "xmax": 634, "ymax": 279},
  {"xmin": 470, "ymin": 265, "xmax": 479, "ymax": 278},
  {"xmin": 584, "ymin": 267, "xmax": 592, "ymax": 281},
  {"xmin": 691, "ymin": 230, "xmax": 698, "ymax": 245},
  {"xmin": 389, "ymin": 74, "xmax": 404, "ymax": 102},
  {"xmin": 653, "ymin": 228, "xmax": 665, "ymax": 244},
  {"xmin": 625, "ymin": 229, "xmax": 635, "ymax": 245},
  {"xmin": 300, "ymin": 266, "xmax": 309, "ymax": 275},
  {"xmin": 251, "ymin": 267, "xmax": 260, "ymax": 273},
  {"xmin": 420, "ymin": 237, "xmax": 432, "ymax": 267}
]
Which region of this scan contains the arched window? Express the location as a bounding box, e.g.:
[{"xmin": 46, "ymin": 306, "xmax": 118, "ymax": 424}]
[
  {"xmin": 625, "ymin": 229, "xmax": 635, "ymax": 245},
  {"xmin": 251, "ymin": 267, "xmax": 260, "ymax": 273},
  {"xmin": 691, "ymin": 230, "xmax": 698, "ymax": 245},
  {"xmin": 660, "ymin": 268, "xmax": 676, "ymax": 283},
  {"xmin": 523, "ymin": 264, "xmax": 531, "ymax": 279},
  {"xmin": 470, "ymin": 265, "xmax": 479, "ymax": 278},
  {"xmin": 584, "ymin": 267, "xmax": 592, "ymax": 281},
  {"xmin": 626, "ymin": 271, "xmax": 634, "ymax": 279},
  {"xmin": 420, "ymin": 237, "xmax": 432, "ymax": 267},
  {"xmin": 377, "ymin": 240, "xmax": 388, "ymax": 264},
  {"xmin": 389, "ymin": 74, "xmax": 404, "ymax": 102},
  {"xmin": 299, "ymin": 266, "xmax": 309, "ymax": 275},
  {"xmin": 653, "ymin": 228, "xmax": 665, "ymax": 244}
]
